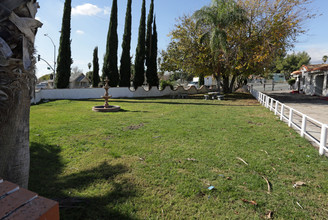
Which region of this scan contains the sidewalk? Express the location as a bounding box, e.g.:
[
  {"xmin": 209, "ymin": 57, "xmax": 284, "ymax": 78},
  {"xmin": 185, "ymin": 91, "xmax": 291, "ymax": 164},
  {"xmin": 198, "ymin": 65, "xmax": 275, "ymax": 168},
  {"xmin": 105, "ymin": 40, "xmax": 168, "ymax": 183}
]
[
  {"xmin": 261, "ymin": 90, "xmax": 328, "ymax": 153},
  {"xmin": 263, "ymin": 90, "xmax": 328, "ymax": 125}
]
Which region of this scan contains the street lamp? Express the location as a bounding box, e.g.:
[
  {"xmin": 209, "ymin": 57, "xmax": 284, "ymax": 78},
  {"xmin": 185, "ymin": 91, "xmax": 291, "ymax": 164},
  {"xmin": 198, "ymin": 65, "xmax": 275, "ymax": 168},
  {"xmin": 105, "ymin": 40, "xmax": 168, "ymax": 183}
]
[{"xmin": 44, "ymin": 34, "xmax": 56, "ymax": 80}]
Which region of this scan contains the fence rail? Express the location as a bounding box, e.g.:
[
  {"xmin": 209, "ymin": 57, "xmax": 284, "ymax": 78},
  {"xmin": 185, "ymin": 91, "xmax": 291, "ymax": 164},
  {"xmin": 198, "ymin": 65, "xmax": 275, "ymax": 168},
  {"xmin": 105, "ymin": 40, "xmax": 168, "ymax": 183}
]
[{"xmin": 248, "ymin": 86, "xmax": 328, "ymax": 156}]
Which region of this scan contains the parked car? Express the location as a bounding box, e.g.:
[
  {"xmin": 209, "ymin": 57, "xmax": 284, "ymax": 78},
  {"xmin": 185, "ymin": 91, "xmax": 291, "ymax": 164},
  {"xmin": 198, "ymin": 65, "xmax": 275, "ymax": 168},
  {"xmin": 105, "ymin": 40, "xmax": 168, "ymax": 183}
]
[{"xmin": 187, "ymin": 81, "xmax": 198, "ymax": 88}]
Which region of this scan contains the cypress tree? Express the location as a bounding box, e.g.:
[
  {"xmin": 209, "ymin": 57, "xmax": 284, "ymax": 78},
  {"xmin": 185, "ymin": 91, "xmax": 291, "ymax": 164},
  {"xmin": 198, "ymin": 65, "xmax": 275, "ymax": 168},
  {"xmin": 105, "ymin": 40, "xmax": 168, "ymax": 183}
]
[
  {"xmin": 133, "ymin": 0, "xmax": 146, "ymax": 89},
  {"xmin": 119, "ymin": 0, "xmax": 132, "ymax": 87},
  {"xmin": 148, "ymin": 17, "xmax": 159, "ymax": 87},
  {"xmin": 102, "ymin": 0, "xmax": 119, "ymax": 87},
  {"xmin": 92, "ymin": 47, "xmax": 100, "ymax": 87},
  {"xmin": 55, "ymin": 0, "xmax": 72, "ymax": 88},
  {"xmin": 145, "ymin": 0, "xmax": 154, "ymax": 83}
]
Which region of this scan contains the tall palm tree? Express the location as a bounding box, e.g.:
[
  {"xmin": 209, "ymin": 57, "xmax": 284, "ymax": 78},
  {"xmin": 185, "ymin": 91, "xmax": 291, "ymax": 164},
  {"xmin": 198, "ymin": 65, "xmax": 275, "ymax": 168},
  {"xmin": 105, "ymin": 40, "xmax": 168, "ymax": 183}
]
[
  {"xmin": 322, "ymin": 55, "xmax": 328, "ymax": 64},
  {"xmin": 193, "ymin": 0, "xmax": 245, "ymax": 93},
  {"xmin": 0, "ymin": 0, "xmax": 42, "ymax": 188}
]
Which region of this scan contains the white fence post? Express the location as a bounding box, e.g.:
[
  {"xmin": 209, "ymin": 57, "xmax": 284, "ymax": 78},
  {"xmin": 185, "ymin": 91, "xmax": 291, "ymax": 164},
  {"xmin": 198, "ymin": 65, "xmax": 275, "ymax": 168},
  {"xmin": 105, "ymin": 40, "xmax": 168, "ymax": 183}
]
[
  {"xmin": 280, "ymin": 104, "xmax": 284, "ymax": 121},
  {"xmin": 319, "ymin": 125, "xmax": 327, "ymax": 156},
  {"xmin": 274, "ymin": 101, "xmax": 278, "ymax": 115},
  {"xmin": 270, "ymin": 98, "xmax": 273, "ymax": 111},
  {"xmin": 262, "ymin": 94, "xmax": 265, "ymax": 105},
  {"xmin": 266, "ymin": 96, "xmax": 270, "ymax": 108},
  {"xmin": 288, "ymin": 108, "xmax": 293, "ymax": 127},
  {"xmin": 301, "ymin": 115, "xmax": 307, "ymax": 137}
]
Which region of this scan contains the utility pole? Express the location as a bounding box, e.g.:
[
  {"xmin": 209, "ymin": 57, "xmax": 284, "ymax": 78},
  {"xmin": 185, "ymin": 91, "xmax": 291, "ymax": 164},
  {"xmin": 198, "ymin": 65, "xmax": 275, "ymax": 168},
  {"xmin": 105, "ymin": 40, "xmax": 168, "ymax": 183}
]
[{"xmin": 44, "ymin": 34, "xmax": 56, "ymax": 79}]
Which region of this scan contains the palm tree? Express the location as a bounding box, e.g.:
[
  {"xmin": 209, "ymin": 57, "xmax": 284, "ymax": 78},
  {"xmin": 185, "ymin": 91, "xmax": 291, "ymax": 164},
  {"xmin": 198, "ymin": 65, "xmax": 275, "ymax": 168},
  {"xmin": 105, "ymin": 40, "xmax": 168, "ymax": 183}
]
[
  {"xmin": 322, "ymin": 55, "xmax": 328, "ymax": 64},
  {"xmin": 0, "ymin": 0, "xmax": 42, "ymax": 188},
  {"xmin": 193, "ymin": 0, "xmax": 245, "ymax": 93}
]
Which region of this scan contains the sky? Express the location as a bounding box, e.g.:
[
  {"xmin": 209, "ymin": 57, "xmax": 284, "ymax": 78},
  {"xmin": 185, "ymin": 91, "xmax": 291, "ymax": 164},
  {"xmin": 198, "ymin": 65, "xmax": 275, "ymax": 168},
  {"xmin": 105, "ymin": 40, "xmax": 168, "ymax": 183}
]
[{"xmin": 35, "ymin": 0, "xmax": 328, "ymax": 78}]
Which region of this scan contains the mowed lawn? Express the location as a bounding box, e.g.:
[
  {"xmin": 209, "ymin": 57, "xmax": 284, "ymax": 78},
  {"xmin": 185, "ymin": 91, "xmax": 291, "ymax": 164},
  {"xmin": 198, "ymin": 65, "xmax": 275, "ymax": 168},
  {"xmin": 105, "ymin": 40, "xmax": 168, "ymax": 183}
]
[{"xmin": 29, "ymin": 93, "xmax": 328, "ymax": 219}]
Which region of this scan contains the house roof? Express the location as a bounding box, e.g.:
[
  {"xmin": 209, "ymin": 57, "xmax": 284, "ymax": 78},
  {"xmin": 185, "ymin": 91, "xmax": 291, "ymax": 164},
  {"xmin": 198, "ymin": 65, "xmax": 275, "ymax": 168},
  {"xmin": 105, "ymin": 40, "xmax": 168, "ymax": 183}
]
[
  {"xmin": 301, "ymin": 64, "xmax": 328, "ymax": 72},
  {"xmin": 291, "ymin": 64, "xmax": 328, "ymax": 76},
  {"xmin": 291, "ymin": 70, "xmax": 301, "ymax": 76},
  {"xmin": 70, "ymin": 73, "xmax": 90, "ymax": 83}
]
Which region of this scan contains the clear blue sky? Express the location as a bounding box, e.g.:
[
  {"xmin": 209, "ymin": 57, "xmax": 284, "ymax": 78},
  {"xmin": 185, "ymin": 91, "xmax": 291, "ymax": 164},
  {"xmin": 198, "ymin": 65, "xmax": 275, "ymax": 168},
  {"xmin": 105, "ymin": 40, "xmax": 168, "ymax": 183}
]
[{"xmin": 35, "ymin": 0, "xmax": 328, "ymax": 78}]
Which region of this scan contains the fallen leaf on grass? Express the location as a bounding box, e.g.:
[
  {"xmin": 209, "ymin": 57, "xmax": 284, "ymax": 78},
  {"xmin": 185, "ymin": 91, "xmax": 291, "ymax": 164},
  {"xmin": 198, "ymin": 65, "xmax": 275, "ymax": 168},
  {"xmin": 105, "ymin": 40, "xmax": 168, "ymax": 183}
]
[
  {"xmin": 241, "ymin": 199, "xmax": 257, "ymax": 205},
  {"xmin": 296, "ymin": 201, "xmax": 304, "ymax": 209},
  {"xmin": 187, "ymin": 158, "xmax": 197, "ymax": 161},
  {"xmin": 293, "ymin": 181, "xmax": 306, "ymax": 188},
  {"xmin": 236, "ymin": 157, "xmax": 248, "ymax": 165},
  {"xmin": 265, "ymin": 211, "xmax": 273, "ymax": 219},
  {"xmin": 260, "ymin": 150, "xmax": 269, "ymax": 155},
  {"xmin": 262, "ymin": 176, "xmax": 271, "ymax": 194}
]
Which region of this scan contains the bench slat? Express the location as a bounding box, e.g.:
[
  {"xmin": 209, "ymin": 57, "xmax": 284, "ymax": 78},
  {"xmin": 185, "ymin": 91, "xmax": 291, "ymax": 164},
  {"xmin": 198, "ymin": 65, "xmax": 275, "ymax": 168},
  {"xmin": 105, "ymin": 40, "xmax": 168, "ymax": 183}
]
[
  {"xmin": 0, "ymin": 181, "xmax": 19, "ymax": 198},
  {"xmin": 0, "ymin": 188, "xmax": 37, "ymax": 217},
  {"xmin": 7, "ymin": 196, "xmax": 59, "ymax": 220}
]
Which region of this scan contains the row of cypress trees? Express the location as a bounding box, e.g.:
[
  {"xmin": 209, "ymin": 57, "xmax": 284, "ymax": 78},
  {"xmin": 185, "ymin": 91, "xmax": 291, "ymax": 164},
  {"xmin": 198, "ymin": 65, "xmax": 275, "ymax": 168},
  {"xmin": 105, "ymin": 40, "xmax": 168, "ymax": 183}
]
[
  {"xmin": 55, "ymin": 0, "xmax": 158, "ymax": 89},
  {"xmin": 103, "ymin": 0, "xmax": 158, "ymax": 89}
]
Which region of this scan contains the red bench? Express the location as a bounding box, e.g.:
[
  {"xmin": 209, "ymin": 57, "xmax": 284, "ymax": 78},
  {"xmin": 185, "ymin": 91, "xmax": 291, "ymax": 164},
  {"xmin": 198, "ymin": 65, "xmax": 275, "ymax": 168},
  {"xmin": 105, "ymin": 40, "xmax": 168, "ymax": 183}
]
[{"xmin": 0, "ymin": 177, "xmax": 59, "ymax": 220}]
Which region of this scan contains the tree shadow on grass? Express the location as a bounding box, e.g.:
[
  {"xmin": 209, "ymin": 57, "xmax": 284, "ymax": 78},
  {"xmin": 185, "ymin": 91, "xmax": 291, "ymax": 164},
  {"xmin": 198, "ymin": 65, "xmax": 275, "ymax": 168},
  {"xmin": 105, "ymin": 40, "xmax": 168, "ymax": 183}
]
[{"xmin": 29, "ymin": 142, "xmax": 137, "ymax": 219}]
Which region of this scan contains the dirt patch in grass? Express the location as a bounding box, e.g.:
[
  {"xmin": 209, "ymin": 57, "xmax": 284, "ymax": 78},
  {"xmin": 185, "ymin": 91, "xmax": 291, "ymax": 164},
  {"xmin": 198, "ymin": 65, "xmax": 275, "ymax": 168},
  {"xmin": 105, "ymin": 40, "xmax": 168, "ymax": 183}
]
[{"xmin": 124, "ymin": 123, "xmax": 144, "ymax": 131}]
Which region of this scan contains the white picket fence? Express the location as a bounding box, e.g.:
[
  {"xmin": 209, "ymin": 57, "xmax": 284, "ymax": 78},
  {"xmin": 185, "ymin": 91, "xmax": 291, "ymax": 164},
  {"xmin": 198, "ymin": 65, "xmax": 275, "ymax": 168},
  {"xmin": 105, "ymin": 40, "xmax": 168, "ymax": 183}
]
[{"xmin": 248, "ymin": 87, "xmax": 328, "ymax": 156}]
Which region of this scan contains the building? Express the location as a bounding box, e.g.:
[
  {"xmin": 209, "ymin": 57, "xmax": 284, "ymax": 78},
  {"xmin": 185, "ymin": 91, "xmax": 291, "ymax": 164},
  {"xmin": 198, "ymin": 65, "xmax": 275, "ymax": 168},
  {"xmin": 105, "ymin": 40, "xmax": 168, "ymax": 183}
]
[
  {"xmin": 44, "ymin": 73, "xmax": 91, "ymax": 89},
  {"xmin": 69, "ymin": 73, "xmax": 91, "ymax": 89},
  {"xmin": 291, "ymin": 64, "xmax": 328, "ymax": 97}
]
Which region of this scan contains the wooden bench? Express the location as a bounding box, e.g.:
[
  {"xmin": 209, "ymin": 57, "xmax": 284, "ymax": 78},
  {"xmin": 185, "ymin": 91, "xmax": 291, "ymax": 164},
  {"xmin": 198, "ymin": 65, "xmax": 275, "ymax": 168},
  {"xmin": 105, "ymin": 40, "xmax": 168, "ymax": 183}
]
[{"xmin": 0, "ymin": 177, "xmax": 59, "ymax": 220}]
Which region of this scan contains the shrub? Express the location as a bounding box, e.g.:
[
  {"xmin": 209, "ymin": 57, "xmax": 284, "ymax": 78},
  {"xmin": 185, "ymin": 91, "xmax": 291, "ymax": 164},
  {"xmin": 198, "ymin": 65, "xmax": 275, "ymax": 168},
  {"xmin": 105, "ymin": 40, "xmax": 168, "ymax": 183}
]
[
  {"xmin": 160, "ymin": 80, "xmax": 173, "ymax": 90},
  {"xmin": 287, "ymin": 78, "xmax": 296, "ymax": 86}
]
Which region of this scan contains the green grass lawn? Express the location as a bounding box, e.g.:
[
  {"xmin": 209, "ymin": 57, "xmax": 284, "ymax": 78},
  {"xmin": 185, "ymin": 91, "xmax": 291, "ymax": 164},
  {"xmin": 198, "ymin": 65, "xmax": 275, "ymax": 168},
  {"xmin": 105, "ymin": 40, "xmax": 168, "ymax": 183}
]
[{"xmin": 29, "ymin": 94, "xmax": 328, "ymax": 219}]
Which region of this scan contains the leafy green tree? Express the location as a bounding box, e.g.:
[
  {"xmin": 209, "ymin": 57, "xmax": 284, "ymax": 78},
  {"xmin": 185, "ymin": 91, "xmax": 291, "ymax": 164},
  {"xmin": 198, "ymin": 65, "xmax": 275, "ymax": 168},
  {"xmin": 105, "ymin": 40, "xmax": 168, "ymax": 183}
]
[
  {"xmin": 119, "ymin": 0, "xmax": 132, "ymax": 87},
  {"xmin": 275, "ymin": 51, "xmax": 311, "ymax": 79},
  {"xmin": 229, "ymin": 0, "xmax": 315, "ymax": 87},
  {"xmin": 323, "ymin": 55, "xmax": 328, "ymax": 64},
  {"xmin": 193, "ymin": 0, "xmax": 246, "ymax": 93},
  {"xmin": 133, "ymin": 0, "xmax": 146, "ymax": 89},
  {"xmin": 147, "ymin": 17, "xmax": 159, "ymax": 87},
  {"xmin": 160, "ymin": 15, "xmax": 213, "ymax": 81},
  {"xmin": 145, "ymin": 0, "xmax": 154, "ymax": 84},
  {"xmin": 163, "ymin": 0, "xmax": 315, "ymax": 93},
  {"xmin": 92, "ymin": 46, "xmax": 100, "ymax": 87},
  {"xmin": 55, "ymin": 0, "xmax": 72, "ymax": 88},
  {"xmin": 103, "ymin": 0, "xmax": 119, "ymax": 87}
]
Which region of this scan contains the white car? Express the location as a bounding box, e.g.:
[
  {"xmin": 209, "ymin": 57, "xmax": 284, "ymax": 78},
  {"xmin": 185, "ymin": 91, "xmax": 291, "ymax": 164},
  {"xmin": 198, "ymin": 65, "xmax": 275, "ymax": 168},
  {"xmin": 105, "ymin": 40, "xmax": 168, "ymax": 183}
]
[{"xmin": 187, "ymin": 81, "xmax": 198, "ymax": 88}]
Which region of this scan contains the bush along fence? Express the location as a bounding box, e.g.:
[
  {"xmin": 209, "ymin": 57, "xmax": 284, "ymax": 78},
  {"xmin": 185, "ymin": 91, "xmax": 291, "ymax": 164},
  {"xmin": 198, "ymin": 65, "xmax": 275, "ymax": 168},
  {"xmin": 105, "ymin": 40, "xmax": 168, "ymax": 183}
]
[{"xmin": 248, "ymin": 86, "xmax": 328, "ymax": 156}]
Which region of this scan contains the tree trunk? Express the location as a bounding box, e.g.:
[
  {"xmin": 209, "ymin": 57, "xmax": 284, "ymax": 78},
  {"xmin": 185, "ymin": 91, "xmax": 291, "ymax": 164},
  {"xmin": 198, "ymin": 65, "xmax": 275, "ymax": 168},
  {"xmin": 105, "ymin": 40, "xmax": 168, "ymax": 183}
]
[
  {"xmin": 215, "ymin": 63, "xmax": 221, "ymax": 94},
  {"xmin": 222, "ymin": 75, "xmax": 230, "ymax": 94},
  {"xmin": 229, "ymin": 75, "xmax": 237, "ymax": 93},
  {"xmin": 0, "ymin": 0, "xmax": 42, "ymax": 188},
  {"xmin": 0, "ymin": 79, "xmax": 31, "ymax": 188}
]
